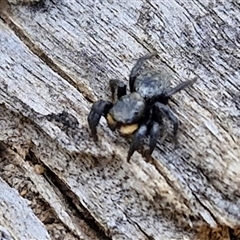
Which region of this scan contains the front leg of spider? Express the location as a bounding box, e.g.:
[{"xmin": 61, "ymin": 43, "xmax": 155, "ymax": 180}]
[
  {"xmin": 129, "ymin": 52, "xmax": 157, "ymax": 92},
  {"xmin": 145, "ymin": 121, "xmax": 161, "ymax": 160},
  {"xmin": 154, "ymin": 102, "xmax": 179, "ymax": 145},
  {"xmin": 87, "ymin": 100, "xmax": 113, "ymax": 141},
  {"xmin": 127, "ymin": 124, "xmax": 148, "ymax": 162}
]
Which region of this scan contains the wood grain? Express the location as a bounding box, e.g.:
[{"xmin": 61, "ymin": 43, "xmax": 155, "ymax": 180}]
[{"xmin": 0, "ymin": 0, "xmax": 239, "ymax": 239}]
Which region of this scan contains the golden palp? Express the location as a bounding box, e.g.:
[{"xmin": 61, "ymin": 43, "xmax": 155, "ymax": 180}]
[{"xmin": 119, "ymin": 124, "xmax": 138, "ymax": 135}]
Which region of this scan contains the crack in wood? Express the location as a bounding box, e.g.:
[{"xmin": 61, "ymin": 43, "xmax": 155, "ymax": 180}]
[
  {"xmin": 1, "ymin": 0, "xmax": 240, "ymax": 239},
  {"xmin": 26, "ymin": 148, "xmax": 112, "ymax": 240},
  {"xmin": 124, "ymin": 212, "xmax": 154, "ymax": 240}
]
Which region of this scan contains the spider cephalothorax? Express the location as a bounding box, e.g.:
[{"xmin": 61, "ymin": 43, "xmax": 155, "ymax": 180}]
[{"xmin": 88, "ymin": 52, "xmax": 196, "ymax": 161}]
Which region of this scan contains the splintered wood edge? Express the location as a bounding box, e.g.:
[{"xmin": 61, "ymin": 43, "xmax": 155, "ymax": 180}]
[
  {"xmin": 0, "ymin": 177, "xmax": 51, "ymax": 240},
  {"xmin": 0, "ymin": 144, "xmax": 105, "ymax": 240}
]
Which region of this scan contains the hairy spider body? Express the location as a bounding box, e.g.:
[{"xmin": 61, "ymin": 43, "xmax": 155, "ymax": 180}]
[
  {"xmin": 109, "ymin": 93, "xmax": 145, "ymax": 125},
  {"xmin": 134, "ymin": 71, "xmax": 171, "ymax": 101},
  {"xmin": 107, "ymin": 92, "xmax": 146, "ymax": 135},
  {"xmin": 88, "ymin": 52, "xmax": 196, "ymax": 161}
]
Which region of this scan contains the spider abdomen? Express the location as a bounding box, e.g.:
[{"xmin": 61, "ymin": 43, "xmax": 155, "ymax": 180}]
[{"xmin": 134, "ymin": 71, "xmax": 171, "ymax": 100}]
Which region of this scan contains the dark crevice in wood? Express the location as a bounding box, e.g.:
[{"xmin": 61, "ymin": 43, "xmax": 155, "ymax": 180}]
[
  {"xmin": 0, "ymin": 141, "xmax": 58, "ymax": 238},
  {"xmin": 0, "ymin": 106, "xmax": 110, "ymax": 239},
  {"xmin": 25, "ymin": 149, "xmax": 111, "ymax": 240},
  {"xmin": 0, "ymin": 0, "xmax": 239, "ymax": 238},
  {"xmin": 191, "ymin": 189, "xmax": 218, "ymax": 225},
  {"xmin": 124, "ymin": 212, "xmax": 154, "ymax": 240},
  {"xmin": 0, "ymin": 105, "xmax": 110, "ymax": 239}
]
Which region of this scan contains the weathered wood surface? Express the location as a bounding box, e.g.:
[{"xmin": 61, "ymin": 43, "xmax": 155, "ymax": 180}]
[
  {"xmin": 0, "ymin": 0, "xmax": 239, "ymax": 239},
  {"xmin": 0, "ymin": 176, "xmax": 50, "ymax": 240}
]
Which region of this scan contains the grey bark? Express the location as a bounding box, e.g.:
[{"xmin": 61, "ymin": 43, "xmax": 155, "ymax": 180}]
[{"xmin": 0, "ymin": 0, "xmax": 239, "ymax": 239}]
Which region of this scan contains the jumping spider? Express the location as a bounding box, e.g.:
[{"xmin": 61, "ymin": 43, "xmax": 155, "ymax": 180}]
[{"xmin": 88, "ymin": 52, "xmax": 196, "ymax": 161}]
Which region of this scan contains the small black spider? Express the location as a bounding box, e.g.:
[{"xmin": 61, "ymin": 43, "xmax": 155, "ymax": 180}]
[{"xmin": 88, "ymin": 52, "xmax": 196, "ymax": 161}]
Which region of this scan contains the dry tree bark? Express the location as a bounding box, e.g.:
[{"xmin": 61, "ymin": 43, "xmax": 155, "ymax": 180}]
[{"xmin": 0, "ymin": 0, "xmax": 239, "ymax": 239}]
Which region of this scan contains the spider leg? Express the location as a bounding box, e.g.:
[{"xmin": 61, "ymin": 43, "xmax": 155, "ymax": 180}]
[
  {"xmin": 87, "ymin": 100, "xmax": 113, "ymax": 141},
  {"xmin": 154, "ymin": 102, "xmax": 179, "ymax": 144},
  {"xmin": 129, "ymin": 52, "xmax": 157, "ymax": 92},
  {"xmin": 145, "ymin": 121, "xmax": 161, "ymax": 160},
  {"xmin": 165, "ymin": 77, "xmax": 197, "ymax": 97},
  {"xmin": 109, "ymin": 79, "xmax": 127, "ymax": 100},
  {"xmin": 127, "ymin": 124, "xmax": 147, "ymax": 162}
]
